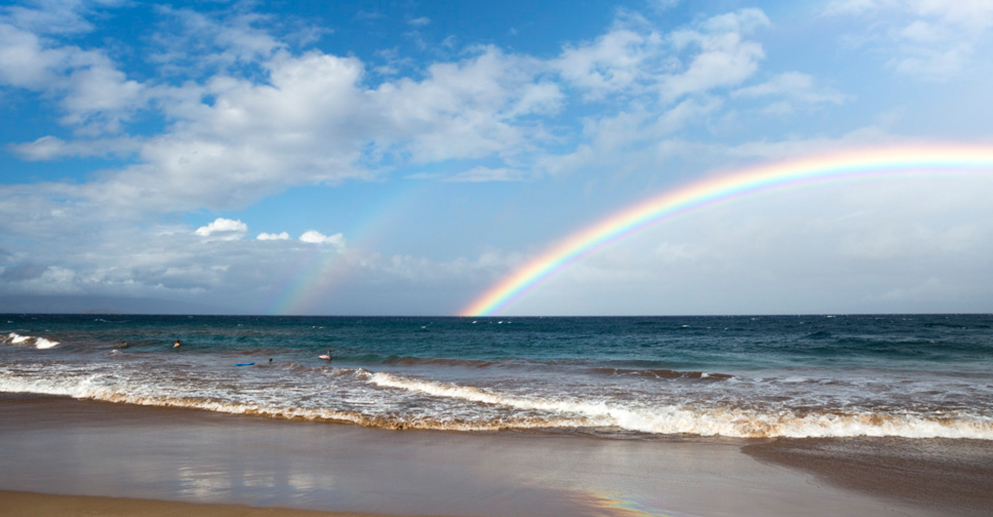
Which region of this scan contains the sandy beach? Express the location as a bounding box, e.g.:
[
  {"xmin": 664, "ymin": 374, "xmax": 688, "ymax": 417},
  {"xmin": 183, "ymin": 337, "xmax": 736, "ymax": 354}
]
[
  {"xmin": 1, "ymin": 393, "xmax": 989, "ymax": 517},
  {"xmin": 0, "ymin": 491, "xmax": 406, "ymax": 517}
]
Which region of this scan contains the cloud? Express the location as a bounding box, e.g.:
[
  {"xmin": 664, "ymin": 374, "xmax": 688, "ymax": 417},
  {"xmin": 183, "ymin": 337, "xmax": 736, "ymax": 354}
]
[
  {"xmin": 148, "ymin": 5, "xmax": 287, "ymax": 75},
  {"xmin": 554, "ymin": 21, "xmax": 666, "ymax": 99},
  {"xmin": 551, "ymin": 8, "xmax": 771, "ymax": 104},
  {"xmin": 194, "ymin": 218, "xmax": 248, "ymax": 240},
  {"xmin": 1, "ymin": 3, "xmax": 784, "ymax": 218},
  {"xmin": 0, "ymin": 263, "xmax": 49, "ymax": 281},
  {"xmin": 732, "ymin": 72, "xmax": 848, "ymax": 108},
  {"xmin": 823, "ymin": 0, "xmax": 993, "ymax": 80},
  {"xmin": 300, "ymin": 230, "xmax": 345, "ymax": 247},
  {"xmin": 661, "ymin": 9, "xmax": 770, "ymax": 101},
  {"xmin": 0, "ymin": 0, "xmax": 125, "ymax": 36},
  {"xmin": 257, "ymin": 231, "xmax": 290, "ymax": 241},
  {"xmin": 9, "ymin": 135, "xmax": 138, "ymax": 160},
  {"xmin": 407, "ymin": 17, "xmax": 430, "ymax": 27},
  {"xmin": 446, "ymin": 166, "xmax": 526, "ymax": 182},
  {"xmin": 0, "ymin": 12, "xmax": 148, "ymax": 135}
]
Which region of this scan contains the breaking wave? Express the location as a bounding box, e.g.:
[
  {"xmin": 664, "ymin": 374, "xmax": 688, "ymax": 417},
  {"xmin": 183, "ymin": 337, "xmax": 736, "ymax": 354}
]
[
  {"xmin": 2, "ymin": 333, "xmax": 59, "ymax": 349},
  {"xmin": 367, "ymin": 372, "xmax": 993, "ymax": 439},
  {"xmin": 2, "ymin": 368, "xmax": 991, "ymax": 440}
]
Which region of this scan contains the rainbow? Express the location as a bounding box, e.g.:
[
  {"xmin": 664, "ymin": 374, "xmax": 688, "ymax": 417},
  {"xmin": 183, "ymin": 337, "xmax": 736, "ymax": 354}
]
[{"xmin": 461, "ymin": 145, "xmax": 993, "ymax": 316}]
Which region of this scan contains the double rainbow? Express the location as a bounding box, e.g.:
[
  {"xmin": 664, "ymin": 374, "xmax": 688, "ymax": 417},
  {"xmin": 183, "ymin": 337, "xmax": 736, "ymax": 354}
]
[{"xmin": 461, "ymin": 145, "xmax": 993, "ymax": 317}]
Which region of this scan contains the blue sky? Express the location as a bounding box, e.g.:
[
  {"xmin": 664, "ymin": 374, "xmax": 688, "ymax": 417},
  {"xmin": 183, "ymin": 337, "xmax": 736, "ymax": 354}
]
[{"xmin": 2, "ymin": 0, "xmax": 993, "ymax": 315}]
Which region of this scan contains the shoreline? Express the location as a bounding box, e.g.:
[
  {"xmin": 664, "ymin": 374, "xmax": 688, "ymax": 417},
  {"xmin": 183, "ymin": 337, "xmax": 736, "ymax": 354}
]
[{"xmin": 2, "ymin": 393, "xmax": 987, "ymax": 516}]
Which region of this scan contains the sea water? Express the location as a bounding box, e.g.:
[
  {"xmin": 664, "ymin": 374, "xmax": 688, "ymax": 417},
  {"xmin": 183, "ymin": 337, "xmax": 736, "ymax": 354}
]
[{"xmin": 2, "ymin": 314, "xmax": 991, "ymax": 439}]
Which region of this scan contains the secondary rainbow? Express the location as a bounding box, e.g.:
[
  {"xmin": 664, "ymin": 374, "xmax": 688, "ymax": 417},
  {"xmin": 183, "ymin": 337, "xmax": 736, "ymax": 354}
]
[{"xmin": 461, "ymin": 145, "xmax": 993, "ymax": 317}]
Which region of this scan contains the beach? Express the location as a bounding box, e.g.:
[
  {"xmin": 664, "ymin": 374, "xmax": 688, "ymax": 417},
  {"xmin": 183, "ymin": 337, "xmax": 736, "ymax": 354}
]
[
  {"xmin": 3, "ymin": 314, "xmax": 993, "ymax": 516},
  {"xmin": 0, "ymin": 491, "xmax": 391, "ymax": 517},
  {"xmin": 3, "ymin": 393, "xmax": 989, "ymax": 517}
]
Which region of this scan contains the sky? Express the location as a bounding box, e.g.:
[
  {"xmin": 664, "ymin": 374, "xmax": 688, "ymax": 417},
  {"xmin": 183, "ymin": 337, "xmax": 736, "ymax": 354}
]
[{"xmin": 1, "ymin": 0, "xmax": 993, "ymax": 316}]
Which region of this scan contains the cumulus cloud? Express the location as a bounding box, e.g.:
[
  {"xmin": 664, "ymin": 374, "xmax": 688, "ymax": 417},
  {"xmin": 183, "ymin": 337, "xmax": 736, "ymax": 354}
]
[
  {"xmin": 300, "ymin": 230, "xmax": 345, "ymax": 247},
  {"xmin": 0, "ymin": 13, "xmax": 147, "ymax": 135},
  {"xmin": 257, "ymin": 232, "xmax": 290, "ymax": 241},
  {"xmin": 0, "ymin": 1, "xmax": 791, "ymax": 217},
  {"xmin": 554, "ymin": 21, "xmax": 667, "ymax": 99},
  {"xmin": 551, "ymin": 8, "xmax": 771, "ymax": 104},
  {"xmin": 194, "ymin": 218, "xmax": 248, "ymax": 240},
  {"xmin": 661, "ymin": 9, "xmax": 770, "ymax": 101}
]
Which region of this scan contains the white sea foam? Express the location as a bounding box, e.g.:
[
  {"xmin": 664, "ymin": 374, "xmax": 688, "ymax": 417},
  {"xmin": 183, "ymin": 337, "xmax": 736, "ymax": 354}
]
[
  {"xmin": 3, "ymin": 333, "xmax": 59, "ymax": 349},
  {"xmin": 4, "ymin": 366, "xmax": 993, "ymax": 439},
  {"xmin": 367, "ymin": 372, "xmax": 993, "ymax": 439}
]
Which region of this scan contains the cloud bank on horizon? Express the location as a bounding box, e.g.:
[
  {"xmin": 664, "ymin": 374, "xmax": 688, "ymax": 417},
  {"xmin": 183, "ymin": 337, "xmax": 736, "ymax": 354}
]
[{"xmin": 1, "ymin": 0, "xmax": 992, "ymax": 315}]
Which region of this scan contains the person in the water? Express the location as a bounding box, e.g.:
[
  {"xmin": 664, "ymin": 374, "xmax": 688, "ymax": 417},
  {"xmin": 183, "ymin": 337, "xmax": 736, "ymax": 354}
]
[{"xmin": 173, "ymin": 340, "xmax": 181, "ymax": 348}]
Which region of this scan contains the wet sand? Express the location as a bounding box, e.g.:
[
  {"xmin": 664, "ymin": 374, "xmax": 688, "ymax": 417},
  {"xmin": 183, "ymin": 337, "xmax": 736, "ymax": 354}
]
[
  {"xmin": 743, "ymin": 437, "xmax": 993, "ymax": 517},
  {"xmin": 0, "ymin": 393, "xmax": 979, "ymax": 517},
  {"xmin": 0, "ymin": 490, "xmax": 401, "ymax": 517}
]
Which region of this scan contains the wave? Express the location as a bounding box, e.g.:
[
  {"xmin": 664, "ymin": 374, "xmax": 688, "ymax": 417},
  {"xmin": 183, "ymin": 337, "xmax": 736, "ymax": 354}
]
[
  {"xmin": 0, "ymin": 374, "xmax": 580, "ymax": 432},
  {"xmin": 2, "ymin": 370, "xmax": 991, "ymax": 440},
  {"xmin": 589, "ymin": 367, "xmax": 732, "ymax": 381},
  {"xmin": 366, "ymin": 372, "xmax": 993, "ymax": 440},
  {"xmin": 2, "ymin": 332, "xmax": 59, "ymax": 349}
]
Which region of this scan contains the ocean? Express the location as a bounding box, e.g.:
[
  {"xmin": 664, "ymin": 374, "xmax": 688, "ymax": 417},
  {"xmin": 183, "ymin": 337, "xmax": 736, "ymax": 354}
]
[{"xmin": 2, "ymin": 313, "xmax": 992, "ymax": 440}]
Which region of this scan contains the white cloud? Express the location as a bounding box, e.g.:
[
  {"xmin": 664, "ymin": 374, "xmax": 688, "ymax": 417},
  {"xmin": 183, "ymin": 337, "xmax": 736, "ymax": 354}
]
[
  {"xmin": 8, "ymin": 135, "xmax": 138, "ymax": 160},
  {"xmin": 194, "ymin": 218, "xmax": 247, "ymax": 240},
  {"xmin": 148, "ymin": 5, "xmax": 287, "ymax": 74},
  {"xmin": 554, "ymin": 23, "xmax": 666, "ymax": 99},
  {"xmin": 733, "ymin": 72, "xmax": 848, "ymax": 107},
  {"xmin": 824, "ymin": 0, "xmax": 993, "ymax": 80},
  {"xmin": 1, "ymin": 0, "xmax": 125, "ymax": 36},
  {"xmin": 256, "ymin": 232, "xmax": 289, "ymax": 241},
  {"xmin": 662, "ymin": 9, "xmax": 770, "ymax": 101},
  {"xmin": 300, "ymin": 230, "xmax": 345, "ymax": 247},
  {"xmin": 551, "ymin": 9, "xmax": 771, "ymax": 104},
  {"xmin": 0, "ymin": 11, "xmax": 148, "ymax": 135},
  {"xmin": 0, "ymin": 3, "xmax": 783, "ymax": 216},
  {"xmin": 369, "ymin": 46, "xmax": 549, "ymax": 163},
  {"xmin": 407, "ymin": 17, "xmax": 430, "ymax": 27}
]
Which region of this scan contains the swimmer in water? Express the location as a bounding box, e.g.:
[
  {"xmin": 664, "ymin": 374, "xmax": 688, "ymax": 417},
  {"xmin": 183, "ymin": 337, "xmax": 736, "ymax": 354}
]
[{"xmin": 173, "ymin": 340, "xmax": 181, "ymax": 348}]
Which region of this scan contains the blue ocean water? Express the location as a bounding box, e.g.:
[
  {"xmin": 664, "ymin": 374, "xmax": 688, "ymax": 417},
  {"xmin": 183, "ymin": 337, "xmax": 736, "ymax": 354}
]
[{"xmin": 2, "ymin": 314, "xmax": 992, "ymax": 439}]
